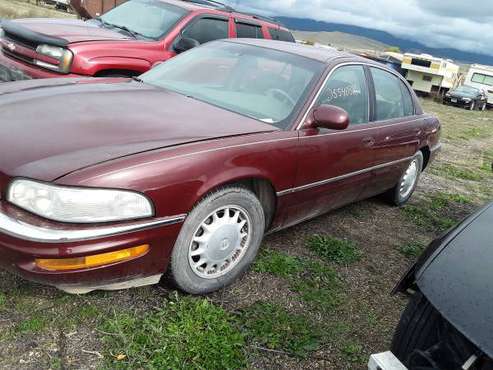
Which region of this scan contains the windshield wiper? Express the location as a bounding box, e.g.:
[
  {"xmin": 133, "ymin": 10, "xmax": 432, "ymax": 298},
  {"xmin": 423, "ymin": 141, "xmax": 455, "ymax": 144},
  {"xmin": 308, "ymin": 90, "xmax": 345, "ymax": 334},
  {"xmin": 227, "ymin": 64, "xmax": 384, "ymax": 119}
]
[
  {"xmin": 95, "ymin": 18, "xmax": 140, "ymax": 39},
  {"xmin": 132, "ymin": 76, "xmax": 143, "ymax": 83}
]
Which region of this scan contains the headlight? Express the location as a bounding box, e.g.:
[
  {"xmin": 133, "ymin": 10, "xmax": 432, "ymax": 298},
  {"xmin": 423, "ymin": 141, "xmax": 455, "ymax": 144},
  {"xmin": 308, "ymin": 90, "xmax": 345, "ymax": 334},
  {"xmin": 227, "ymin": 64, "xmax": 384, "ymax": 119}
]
[
  {"xmin": 7, "ymin": 179, "xmax": 154, "ymax": 223},
  {"xmin": 35, "ymin": 44, "xmax": 73, "ymax": 74},
  {"xmin": 463, "ymin": 98, "xmax": 471, "ymax": 103},
  {"xmin": 0, "ymin": 26, "xmax": 4, "ymax": 40}
]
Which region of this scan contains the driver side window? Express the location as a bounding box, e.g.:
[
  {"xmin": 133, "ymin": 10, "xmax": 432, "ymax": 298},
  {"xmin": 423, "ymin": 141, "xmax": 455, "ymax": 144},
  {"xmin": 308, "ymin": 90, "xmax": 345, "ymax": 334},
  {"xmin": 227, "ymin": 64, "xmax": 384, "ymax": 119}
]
[
  {"xmin": 182, "ymin": 17, "xmax": 229, "ymax": 45},
  {"xmin": 316, "ymin": 65, "xmax": 369, "ymax": 125}
]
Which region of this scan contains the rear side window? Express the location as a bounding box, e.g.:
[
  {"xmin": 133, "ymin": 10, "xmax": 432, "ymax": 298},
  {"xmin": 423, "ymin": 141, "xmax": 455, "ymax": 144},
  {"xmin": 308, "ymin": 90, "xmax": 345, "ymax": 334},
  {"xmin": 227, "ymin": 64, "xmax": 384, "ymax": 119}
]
[
  {"xmin": 182, "ymin": 17, "xmax": 229, "ymax": 45},
  {"xmin": 236, "ymin": 22, "xmax": 264, "ymax": 39},
  {"xmin": 268, "ymin": 28, "xmax": 295, "ymax": 42},
  {"xmin": 316, "ymin": 65, "xmax": 369, "ymax": 125},
  {"xmin": 371, "ymin": 67, "xmax": 414, "ymax": 121}
]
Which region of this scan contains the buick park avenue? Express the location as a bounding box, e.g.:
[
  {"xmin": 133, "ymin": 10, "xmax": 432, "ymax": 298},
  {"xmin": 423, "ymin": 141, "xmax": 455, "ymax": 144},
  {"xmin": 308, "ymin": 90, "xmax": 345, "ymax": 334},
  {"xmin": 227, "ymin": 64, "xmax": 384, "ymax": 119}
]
[{"xmin": 0, "ymin": 39, "xmax": 440, "ymax": 294}]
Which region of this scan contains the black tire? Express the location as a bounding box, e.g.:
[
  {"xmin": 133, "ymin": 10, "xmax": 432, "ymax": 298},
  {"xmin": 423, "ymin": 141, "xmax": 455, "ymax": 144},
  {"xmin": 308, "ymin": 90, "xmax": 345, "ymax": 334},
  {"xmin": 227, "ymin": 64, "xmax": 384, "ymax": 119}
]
[
  {"xmin": 386, "ymin": 151, "xmax": 424, "ymax": 206},
  {"xmin": 391, "ymin": 291, "xmax": 442, "ymax": 366},
  {"xmin": 170, "ymin": 187, "xmax": 265, "ymax": 295},
  {"xmin": 392, "ymin": 291, "xmax": 478, "ymax": 368}
]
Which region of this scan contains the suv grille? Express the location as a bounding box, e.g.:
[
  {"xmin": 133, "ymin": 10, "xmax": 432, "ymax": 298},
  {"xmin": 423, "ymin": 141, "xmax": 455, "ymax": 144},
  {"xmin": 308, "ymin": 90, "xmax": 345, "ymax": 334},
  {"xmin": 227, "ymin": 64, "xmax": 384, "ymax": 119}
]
[{"xmin": 2, "ymin": 31, "xmax": 38, "ymax": 65}]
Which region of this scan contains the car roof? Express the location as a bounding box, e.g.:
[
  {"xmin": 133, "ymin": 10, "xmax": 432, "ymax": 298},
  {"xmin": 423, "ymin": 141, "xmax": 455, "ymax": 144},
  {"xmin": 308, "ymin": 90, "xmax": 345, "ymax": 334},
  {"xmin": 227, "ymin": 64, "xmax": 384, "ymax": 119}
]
[
  {"xmin": 158, "ymin": 0, "xmax": 287, "ymax": 28},
  {"xmin": 223, "ymin": 38, "xmax": 367, "ymax": 64}
]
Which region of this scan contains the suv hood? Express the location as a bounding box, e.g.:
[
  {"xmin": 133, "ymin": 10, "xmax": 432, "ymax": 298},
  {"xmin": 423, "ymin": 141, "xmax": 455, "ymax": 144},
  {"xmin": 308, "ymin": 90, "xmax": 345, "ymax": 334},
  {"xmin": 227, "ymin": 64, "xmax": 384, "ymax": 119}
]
[
  {"xmin": 0, "ymin": 78, "xmax": 277, "ymax": 182},
  {"xmin": 12, "ymin": 18, "xmax": 132, "ymax": 43}
]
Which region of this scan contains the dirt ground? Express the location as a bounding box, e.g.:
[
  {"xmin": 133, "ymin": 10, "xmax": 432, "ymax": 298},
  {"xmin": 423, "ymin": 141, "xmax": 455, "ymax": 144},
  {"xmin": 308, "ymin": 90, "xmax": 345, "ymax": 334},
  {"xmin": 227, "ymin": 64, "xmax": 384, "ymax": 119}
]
[{"xmin": 0, "ymin": 3, "xmax": 493, "ymax": 368}]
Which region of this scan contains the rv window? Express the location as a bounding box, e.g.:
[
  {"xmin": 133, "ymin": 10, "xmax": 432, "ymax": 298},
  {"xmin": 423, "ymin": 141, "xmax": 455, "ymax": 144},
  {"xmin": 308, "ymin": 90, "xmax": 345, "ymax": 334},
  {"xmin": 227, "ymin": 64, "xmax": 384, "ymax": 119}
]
[
  {"xmin": 411, "ymin": 59, "xmax": 432, "ymax": 68},
  {"xmin": 423, "ymin": 75, "xmax": 433, "ymax": 82},
  {"xmin": 472, "ymin": 73, "xmax": 493, "ymax": 86}
]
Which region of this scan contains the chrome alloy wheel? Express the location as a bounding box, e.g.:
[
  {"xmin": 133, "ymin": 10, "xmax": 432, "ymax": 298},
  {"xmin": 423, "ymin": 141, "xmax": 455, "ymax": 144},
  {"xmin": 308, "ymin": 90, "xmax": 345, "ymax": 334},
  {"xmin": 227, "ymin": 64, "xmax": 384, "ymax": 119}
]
[
  {"xmin": 399, "ymin": 159, "xmax": 419, "ymax": 199},
  {"xmin": 188, "ymin": 206, "xmax": 251, "ymax": 279}
]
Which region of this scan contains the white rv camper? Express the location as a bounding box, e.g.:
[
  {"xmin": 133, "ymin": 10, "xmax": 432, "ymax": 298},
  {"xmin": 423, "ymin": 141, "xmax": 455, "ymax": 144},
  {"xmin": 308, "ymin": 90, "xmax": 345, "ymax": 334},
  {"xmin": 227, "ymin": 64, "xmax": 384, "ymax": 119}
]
[
  {"xmin": 401, "ymin": 53, "xmax": 460, "ymax": 95},
  {"xmin": 465, "ymin": 64, "xmax": 493, "ymax": 106}
]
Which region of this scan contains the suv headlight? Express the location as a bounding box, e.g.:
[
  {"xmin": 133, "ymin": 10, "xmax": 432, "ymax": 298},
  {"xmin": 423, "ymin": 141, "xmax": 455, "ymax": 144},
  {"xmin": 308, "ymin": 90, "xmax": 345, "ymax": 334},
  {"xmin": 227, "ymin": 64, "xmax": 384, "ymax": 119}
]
[
  {"xmin": 463, "ymin": 98, "xmax": 471, "ymax": 103},
  {"xmin": 35, "ymin": 44, "xmax": 74, "ymax": 74},
  {"xmin": 7, "ymin": 179, "xmax": 154, "ymax": 223}
]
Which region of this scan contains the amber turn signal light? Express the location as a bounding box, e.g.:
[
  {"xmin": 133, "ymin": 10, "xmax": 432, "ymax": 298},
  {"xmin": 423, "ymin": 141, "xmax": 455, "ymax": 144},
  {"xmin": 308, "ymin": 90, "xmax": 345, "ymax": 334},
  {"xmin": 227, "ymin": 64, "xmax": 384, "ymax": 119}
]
[{"xmin": 35, "ymin": 245, "xmax": 149, "ymax": 271}]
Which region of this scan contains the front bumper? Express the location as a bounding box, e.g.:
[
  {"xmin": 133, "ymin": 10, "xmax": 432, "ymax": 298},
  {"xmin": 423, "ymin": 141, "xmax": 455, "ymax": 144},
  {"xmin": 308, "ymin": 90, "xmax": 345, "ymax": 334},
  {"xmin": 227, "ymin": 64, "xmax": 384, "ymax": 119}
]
[
  {"xmin": 0, "ymin": 51, "xmax": 82, "ymax": 81},
  {"xmin": 0, "ymin": 201, "xmax": 185, "ymax": 293},
  {"xmin": 443, "ymin": 96, "xmax": 474, "ymax": 108}
]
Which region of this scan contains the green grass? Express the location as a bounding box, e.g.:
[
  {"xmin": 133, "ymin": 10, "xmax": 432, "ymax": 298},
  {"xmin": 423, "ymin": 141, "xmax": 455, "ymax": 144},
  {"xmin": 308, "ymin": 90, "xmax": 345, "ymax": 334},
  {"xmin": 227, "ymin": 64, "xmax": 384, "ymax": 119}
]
[
  {"xmin": 306, "ymin": 235, "xmax": 362, "ymax": 265},
  {"xmin": 253, "ymin": 248, "xmax": 303, "ymax": 278},
  {"xmin": 101, "ymin": 295, "xmax": 245, "ymax": 369},
  {"xmin": 253, "ymin": 250, "xmax": 343, "ymax": 311},
  {"xmin": 239, "ymin": 302, "xmax": 322, "ymax": 357},
  {"xmin": 15, "ymin": 317, "xmax": 46, "ymax": 334},
  {"xmin": 341, "ymin": 341, "xmax": 365, "ymax": 364},
  {"xmin": 0, "ymin": 292, "xmax": 6, "ymax": 309},
  {"xmin": 432, "ymin": 163, "xmax": 483, "ymax": 181},
  {"xmin": 401, "ymin": 192, "xmax": 470, "ymax": 232},
  {"xmin": 399, "ymin": 242, "xmax": 426, "ymax": 258}
]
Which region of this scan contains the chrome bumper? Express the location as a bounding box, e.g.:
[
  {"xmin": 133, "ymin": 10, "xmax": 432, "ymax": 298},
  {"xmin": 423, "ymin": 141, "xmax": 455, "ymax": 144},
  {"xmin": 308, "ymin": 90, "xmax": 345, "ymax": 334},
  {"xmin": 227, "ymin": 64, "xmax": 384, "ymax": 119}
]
[{"xmin": 0, "ymin": 211, "xmax": 186, "ymax": 243}]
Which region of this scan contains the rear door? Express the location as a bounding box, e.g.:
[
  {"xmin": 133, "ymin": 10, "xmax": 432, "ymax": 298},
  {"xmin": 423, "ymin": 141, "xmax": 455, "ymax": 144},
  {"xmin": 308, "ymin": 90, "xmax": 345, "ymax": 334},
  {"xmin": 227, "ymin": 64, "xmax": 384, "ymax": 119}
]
[
  {"xmin": 234, "ymin": 19, "xmax": 264, "ymax": 39},
  {"xmin": 364, "ymin": 66, "xmax": 424, "ymax": 197}
]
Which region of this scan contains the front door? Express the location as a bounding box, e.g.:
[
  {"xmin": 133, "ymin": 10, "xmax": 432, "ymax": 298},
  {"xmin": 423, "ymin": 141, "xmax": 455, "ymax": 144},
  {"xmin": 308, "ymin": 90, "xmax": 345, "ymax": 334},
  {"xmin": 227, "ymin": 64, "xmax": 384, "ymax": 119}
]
[{"xmin": 283, "ymin": 64, "xmax": 377, "ymax": 227}]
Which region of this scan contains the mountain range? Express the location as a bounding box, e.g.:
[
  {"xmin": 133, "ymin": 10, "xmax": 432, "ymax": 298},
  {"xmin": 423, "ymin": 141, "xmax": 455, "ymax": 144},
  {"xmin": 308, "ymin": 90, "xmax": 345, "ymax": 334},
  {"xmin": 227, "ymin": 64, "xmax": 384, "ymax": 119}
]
[{"xmin": 277, "ymin": 17, "xmax": 493, "ymax": 65}]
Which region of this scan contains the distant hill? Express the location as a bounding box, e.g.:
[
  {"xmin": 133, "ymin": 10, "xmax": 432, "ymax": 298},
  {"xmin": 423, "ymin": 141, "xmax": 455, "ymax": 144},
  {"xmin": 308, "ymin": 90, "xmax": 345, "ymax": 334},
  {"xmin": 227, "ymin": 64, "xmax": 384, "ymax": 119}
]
[
  {"xmin": 292, "ymin": 31, "xmax": 390, "ymax": 52},
  {"xmin": 279, "ymin": 16, "xmax": 493, "ymax": 65}
]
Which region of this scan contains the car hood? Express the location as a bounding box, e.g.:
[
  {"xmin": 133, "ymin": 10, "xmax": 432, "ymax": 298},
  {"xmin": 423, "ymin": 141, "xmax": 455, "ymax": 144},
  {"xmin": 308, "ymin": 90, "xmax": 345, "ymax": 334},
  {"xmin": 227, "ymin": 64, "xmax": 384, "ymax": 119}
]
[
  {"xmin": 448, "ymin": 91, "xmax": 477, "ymax": 99},
  {"xmin": 416, "ymin": 202, "xmax": 493, "ymax": 358},
  {"xmin": 0, "ymin": 78, "xmax": 277, "ymax": 182},
  {"xmin": 12, "ymin": 18, "xmax": 132, "ymax": 43}
]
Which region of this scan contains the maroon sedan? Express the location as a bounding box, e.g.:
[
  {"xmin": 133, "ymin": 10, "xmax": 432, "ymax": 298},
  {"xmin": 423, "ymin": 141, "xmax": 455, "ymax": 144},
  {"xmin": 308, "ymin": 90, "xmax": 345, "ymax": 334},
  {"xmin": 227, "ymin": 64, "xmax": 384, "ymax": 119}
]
[{"xmin": 0, "ymin": 39, "xmax": 440, "ymax": 294}]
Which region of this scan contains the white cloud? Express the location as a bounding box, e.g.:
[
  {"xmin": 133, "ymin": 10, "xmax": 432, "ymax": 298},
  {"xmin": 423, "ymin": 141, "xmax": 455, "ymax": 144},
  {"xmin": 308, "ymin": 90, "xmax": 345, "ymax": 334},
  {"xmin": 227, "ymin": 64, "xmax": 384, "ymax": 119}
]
[{"xmin": 226, "ymin": 0, "xmax": 493, "ymax": 56}]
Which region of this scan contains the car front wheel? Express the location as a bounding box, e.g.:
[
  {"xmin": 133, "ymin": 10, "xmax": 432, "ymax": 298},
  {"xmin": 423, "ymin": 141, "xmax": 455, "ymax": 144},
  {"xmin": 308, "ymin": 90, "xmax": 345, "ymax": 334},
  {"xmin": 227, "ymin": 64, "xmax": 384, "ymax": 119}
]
[{"xmin": 169, "ymin": 186, "xmax": 265, "ymax": 295}]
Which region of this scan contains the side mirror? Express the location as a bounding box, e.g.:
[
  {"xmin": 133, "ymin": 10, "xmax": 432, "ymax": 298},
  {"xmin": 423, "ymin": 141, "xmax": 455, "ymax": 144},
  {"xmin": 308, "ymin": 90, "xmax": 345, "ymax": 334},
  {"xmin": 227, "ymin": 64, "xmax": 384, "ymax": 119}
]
[
  {"xmin": 173, "ymin": 37, "xmax": 200, "ymax": 54},
  {"xmin": 305, "ymin": 105, "xmax": 350, "ymax": 130}
]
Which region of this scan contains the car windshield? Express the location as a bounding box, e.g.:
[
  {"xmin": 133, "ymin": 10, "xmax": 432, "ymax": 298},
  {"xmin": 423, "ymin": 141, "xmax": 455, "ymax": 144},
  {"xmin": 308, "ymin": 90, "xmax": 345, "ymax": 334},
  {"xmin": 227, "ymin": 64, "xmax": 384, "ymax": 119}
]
[
  {"xmin": 455, "ymin": 85, "xmax": 479, "ymax": 95},
  {"xmin": 140, "ymin": 42, "xmax": 324, "ymax": 128},
  {"xmin": 99, "ymin": 0, "xmax": 188, "ymax": 40}
]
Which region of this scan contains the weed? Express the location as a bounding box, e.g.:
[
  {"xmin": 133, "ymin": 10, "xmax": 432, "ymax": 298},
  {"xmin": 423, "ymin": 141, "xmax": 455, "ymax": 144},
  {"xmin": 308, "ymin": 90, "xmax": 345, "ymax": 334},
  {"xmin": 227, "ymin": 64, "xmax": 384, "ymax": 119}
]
[
  {"xmin": 239, "ymin": 302, "xmax": 321, "ymax": 357},
  {"xmin": 307, "ymin": 235, "xmax": 361, "ymax": 265},
  {"xmin": 341, "ymin": 341, "xmax": 365, "ymax": 364},
  {"xmin": 399, "ymin": 242, "xmax": 426, "ymax": 258},
  {"xmin": 16, "ymin": 317, "xmax": 46, "ymax": 333},
  {"xmin": 432, "ymin": 163, "xmax": 482, "ymax": 182},
  {"xmin": 0, "ymin": 292, "xmax": 6, "ymax": 309},
  {"xmin": 253, "ymin": 248, "xmax": 303, "ymax": 278},
  {"xmin": 102, "ymin": 295, "xmax": 245, "ymax": 369},
  {"xmin": 253, "ymin": 250, "xmax": 343, "ymax": 312}
]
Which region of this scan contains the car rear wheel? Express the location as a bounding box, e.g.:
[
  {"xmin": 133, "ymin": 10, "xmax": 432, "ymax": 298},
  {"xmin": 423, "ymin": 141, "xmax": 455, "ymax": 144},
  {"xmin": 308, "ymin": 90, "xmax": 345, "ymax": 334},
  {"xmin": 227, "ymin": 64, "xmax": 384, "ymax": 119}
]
[
  {"xmin": 392, "ymin": 291, "xmax": 485, "ymax": 369},
  {"xmin": 169, "ymin": 187, "xmax": 265, "ymax": 295},
  {"xmin": 386, "ymin": 151, "xmax": 423, "ymax": 206}
]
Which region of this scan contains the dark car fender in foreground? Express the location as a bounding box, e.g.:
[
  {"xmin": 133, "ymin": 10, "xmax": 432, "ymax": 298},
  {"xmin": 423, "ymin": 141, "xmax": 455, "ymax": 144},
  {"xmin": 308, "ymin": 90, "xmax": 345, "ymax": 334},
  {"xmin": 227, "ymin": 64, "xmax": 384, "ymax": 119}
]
[{"xmin": 394, "ymin": 202, "xmax": 493, "ymax": 359}]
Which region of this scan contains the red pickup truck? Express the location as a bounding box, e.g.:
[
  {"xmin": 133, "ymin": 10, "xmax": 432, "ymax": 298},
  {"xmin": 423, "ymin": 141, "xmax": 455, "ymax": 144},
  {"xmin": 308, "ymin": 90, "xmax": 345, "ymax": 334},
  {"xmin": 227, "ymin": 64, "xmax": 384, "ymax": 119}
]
[{"xmin": 0, "ymin": 0, "xmax": 295, "ymax": 81}]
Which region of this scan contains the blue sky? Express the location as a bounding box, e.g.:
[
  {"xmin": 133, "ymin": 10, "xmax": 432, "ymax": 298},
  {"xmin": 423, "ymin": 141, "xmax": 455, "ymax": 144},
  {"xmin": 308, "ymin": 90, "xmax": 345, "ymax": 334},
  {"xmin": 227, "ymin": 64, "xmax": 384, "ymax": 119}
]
[{"xmin": 225, "ymin": 0, "xmax": 493, "ymax": 56}]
